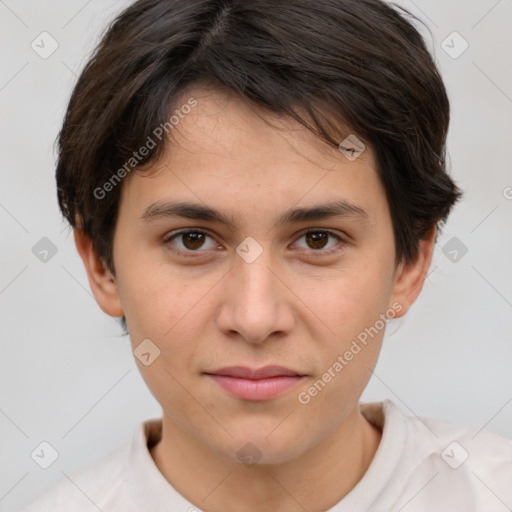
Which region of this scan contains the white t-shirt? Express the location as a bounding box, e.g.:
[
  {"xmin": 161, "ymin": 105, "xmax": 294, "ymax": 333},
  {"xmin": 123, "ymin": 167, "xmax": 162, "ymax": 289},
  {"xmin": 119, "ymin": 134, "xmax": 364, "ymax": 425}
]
[{"xmin": 21, "ymin": 399, "xmax": 512, "ymax": 512}]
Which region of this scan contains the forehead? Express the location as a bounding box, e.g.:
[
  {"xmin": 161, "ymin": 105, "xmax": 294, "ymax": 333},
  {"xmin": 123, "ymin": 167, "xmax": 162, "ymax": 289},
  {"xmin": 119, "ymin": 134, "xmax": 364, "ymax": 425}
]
[
  {"xmin": 165, "ymin": 86, "xmax": 375, "ymax": 171},
  {"xmin": 119, "ymin": 86, "xmax": 386, "ymax": 225}
]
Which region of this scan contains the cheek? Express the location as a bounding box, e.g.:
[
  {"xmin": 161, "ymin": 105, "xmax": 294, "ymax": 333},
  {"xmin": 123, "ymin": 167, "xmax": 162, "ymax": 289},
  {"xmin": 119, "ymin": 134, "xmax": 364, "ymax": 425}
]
[
  {"xmin": 309, "ymin": 261, "xmax": 393, "ymax": 341},
  {"xmin": 117, "ymin": 263, "xmax": 218, "ymax": 398},
  {"xmin": 295, "ymin": 271, "xmax": 388, "ymax": 412},
  {"xmin": 122, "ymin": 270, "xmax": 205, "ymax": 425},
  {"xmin": 116, "ymin": 256, "xmax": 203, "ymax": 338},
  {"xmin": 299, "ymin": 258, "xmax": 392, "ymax": 401}
]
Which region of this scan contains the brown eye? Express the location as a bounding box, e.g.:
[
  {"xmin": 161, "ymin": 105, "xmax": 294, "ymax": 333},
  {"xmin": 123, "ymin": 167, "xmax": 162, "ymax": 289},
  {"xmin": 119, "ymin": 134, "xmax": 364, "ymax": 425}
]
[
  {"xmin": 305, "ymin": 231, "xmax": 330, "ymax": 250},
  {"xmin": 181, "ymin": 232, "xmax": 206, "ymax": 250},
  {"xmin": 293, "ymin": 229, "xmax": 345, "ymax": 255},
  {"xmin": 165, "ymin": 229, "xmax": 217, "ymax": 253}
]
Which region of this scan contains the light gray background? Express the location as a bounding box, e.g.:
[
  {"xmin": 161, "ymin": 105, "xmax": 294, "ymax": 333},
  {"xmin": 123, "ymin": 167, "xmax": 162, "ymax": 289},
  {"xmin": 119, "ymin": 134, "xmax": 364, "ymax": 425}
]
[{"xmin": 1, "ymin": 0, "xmax": 511, "ymax": 510}]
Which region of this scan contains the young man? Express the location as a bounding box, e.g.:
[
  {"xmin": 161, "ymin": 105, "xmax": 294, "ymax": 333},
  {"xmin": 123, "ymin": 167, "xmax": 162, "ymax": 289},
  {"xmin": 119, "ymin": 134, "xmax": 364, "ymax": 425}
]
[{"xmin": 24, "ymin": 0, "xmax": 511, "ymax": 510}]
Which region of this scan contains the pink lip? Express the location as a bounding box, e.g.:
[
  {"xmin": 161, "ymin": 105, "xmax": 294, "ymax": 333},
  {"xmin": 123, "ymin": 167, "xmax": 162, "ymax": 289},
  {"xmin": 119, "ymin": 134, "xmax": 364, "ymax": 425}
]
[{"xmin": 205, "ymin": 366, "xmax": 306, "ymax": 401}]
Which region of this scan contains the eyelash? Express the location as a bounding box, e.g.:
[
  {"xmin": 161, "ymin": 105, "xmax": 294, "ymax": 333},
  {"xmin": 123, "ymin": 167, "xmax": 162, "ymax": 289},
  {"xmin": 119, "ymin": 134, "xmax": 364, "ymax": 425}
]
[{"xmin": 163, "ymin": 228, "xmax": 347, "ymax": 258}]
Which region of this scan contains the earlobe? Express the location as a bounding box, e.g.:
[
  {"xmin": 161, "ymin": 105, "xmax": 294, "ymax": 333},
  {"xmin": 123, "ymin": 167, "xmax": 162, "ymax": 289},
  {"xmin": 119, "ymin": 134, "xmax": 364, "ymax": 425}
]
[
  {"xmin": 389, "ymin": 225, "xmax": 437, "ymax": 318},
  {"xmin": 73, "ymin": 229, "xmax": 124, "ymax": 317}
]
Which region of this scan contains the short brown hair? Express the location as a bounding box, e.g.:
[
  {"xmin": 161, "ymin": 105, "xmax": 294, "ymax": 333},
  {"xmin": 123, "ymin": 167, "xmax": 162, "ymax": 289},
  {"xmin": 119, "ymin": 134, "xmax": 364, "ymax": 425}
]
[{"xmin": 57, "ymin": 0, "xmax": 462, "ymax": 275}]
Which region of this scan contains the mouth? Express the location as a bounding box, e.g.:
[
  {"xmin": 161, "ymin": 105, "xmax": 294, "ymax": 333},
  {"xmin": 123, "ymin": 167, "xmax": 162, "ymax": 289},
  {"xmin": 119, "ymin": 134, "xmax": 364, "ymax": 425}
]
[{"xmin": 203, "ymin": 365, "xmax": 307, "ymax": 401}]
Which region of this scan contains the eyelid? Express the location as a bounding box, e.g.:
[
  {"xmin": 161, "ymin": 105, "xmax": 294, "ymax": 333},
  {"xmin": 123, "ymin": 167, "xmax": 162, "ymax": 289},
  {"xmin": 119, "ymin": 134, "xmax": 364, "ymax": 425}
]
[
  {"xmin": 163, "ymin": 228, "xmax": 218, "ymax": 254},
  {"xmin": 291, "ymin": 228, "xmax": 347, "ymax": 256},
  {"xmin": 163, "ymin": 227, "xmax": 347, "ymax": 256}
]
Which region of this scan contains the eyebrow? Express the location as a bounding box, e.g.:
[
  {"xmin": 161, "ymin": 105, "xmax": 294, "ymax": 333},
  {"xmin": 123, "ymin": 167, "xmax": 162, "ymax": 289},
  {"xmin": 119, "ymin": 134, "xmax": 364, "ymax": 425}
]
[{"xmin": 140, "ymin": 199, "xmax": 369, "ymax": 228}]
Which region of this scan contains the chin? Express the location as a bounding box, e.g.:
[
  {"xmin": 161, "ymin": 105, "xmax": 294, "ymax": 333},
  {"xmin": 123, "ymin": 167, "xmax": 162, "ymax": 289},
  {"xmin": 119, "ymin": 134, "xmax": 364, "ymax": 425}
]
[{"xmin": 208, "ymin": 427, "xmax": 309, "ymax": 467}]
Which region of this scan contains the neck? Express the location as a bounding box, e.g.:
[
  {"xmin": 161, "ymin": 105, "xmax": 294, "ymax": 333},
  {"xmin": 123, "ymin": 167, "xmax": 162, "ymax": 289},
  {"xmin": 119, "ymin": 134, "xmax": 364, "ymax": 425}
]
[{"xmin": 150, "ymin": 405, "xmax": 382, "ymax": 512}]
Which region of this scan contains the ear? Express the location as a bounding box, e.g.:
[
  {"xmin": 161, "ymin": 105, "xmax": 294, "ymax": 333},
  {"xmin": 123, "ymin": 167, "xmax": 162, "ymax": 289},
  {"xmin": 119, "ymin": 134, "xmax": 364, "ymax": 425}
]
[
  {"xmin": 73, "ymin": 229, "xmax": 124, "ymax": 317},
  {"xmin": 389, "ymin": 225, "xmax": 437, "ymax": 318}
]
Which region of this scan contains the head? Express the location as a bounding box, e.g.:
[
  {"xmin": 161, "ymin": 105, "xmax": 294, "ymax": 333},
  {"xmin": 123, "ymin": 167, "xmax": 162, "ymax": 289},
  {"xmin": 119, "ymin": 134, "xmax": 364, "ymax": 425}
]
[{"xmin": 59, "ymin": 0, "xmax": 462, "ymax": 464}]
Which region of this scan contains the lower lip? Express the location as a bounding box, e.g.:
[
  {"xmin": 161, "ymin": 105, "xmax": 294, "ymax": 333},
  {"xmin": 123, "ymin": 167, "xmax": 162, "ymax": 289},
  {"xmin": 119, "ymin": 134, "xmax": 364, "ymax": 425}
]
[{"xmin": 206, "ymin": 374, "xmax": 304, "ymax": 401}]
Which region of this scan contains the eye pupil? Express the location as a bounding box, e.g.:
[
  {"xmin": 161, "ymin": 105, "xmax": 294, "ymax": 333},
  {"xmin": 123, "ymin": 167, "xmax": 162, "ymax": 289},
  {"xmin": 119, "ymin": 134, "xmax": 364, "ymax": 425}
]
[
  {"xmin": 169, "ymin": 229, "xmax": 340, "ymax": 256},
  {"xmin": 183, "ymin": 232, "xmax": 205, "ymax": 250},
  {"xmin": 306, "ymin": 232, "xmax": 329, "ymax": 249}
]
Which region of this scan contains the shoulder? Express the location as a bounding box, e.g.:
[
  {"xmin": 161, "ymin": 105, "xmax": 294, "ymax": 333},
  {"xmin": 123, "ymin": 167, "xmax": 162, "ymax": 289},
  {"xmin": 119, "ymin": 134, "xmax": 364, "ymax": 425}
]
[
  {"xmin": 383, "ymin": 400, "xmax": 512, "ymax": 511},
  {"xmin": 21, "ymin": 440, "xmax": 131, "ymax": 512},
  {"xmin": 402, "ymin": 401, "xmax": 512, "ymax": 468}
]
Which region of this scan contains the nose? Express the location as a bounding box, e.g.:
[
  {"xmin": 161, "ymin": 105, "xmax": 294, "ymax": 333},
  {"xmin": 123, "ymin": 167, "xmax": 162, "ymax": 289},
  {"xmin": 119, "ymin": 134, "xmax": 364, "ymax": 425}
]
[{"xmin": 215, "ymin": 241, "xmax": 296, "ymax": 345}]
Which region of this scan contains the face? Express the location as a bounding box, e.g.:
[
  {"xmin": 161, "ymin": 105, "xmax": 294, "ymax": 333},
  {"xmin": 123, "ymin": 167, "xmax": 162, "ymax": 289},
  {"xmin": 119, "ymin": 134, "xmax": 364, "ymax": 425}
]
[{"xmin": 79, "ymin": 86, "xmax": 433, "ymax": 465}]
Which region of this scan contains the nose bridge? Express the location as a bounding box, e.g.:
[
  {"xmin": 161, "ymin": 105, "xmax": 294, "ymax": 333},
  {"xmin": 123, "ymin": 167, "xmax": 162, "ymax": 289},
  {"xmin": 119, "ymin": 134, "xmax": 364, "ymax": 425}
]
[
  {"xmin": 236, "ymin": 238, "xmax": 278, "ymax": 300},
  {"xmin": 217, "ymin": 236, "xmax": 294, "ymax": 344}
]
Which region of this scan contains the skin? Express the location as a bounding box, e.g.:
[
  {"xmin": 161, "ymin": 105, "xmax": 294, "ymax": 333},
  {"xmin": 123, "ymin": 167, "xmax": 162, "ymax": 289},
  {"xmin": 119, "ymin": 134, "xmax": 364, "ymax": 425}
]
[{"xmin": 75, "ymin": 86, "xmax": 436, "ymax": 512}]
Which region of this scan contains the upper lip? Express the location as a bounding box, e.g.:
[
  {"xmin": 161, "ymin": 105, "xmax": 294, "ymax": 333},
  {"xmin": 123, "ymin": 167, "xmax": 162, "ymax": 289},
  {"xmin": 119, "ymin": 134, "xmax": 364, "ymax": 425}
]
[{"xmin": 205, "ymin": 365, "xmax": 304, "ymax": 379}]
